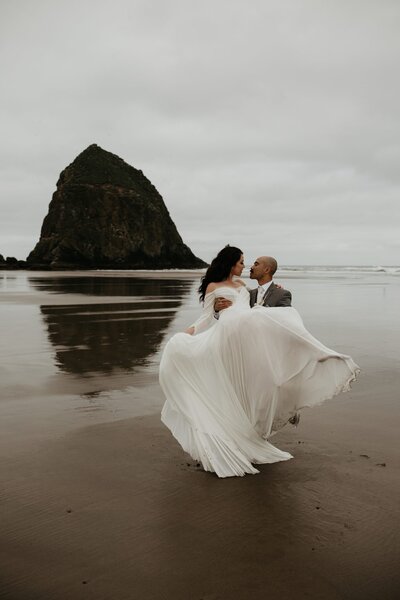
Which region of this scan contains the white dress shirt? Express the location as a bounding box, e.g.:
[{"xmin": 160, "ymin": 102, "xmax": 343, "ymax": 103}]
[{"xmin": 256, "ymin": 280, "xmax": 273, "ymax": 304}]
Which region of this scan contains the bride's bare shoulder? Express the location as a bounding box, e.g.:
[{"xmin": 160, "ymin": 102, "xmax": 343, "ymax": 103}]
[
  {"xmin": 205, "ymin": 282, "xmax": 219, "ymax": 296},
  {"xmin": 205, "ymin": 281, "xmax": 234, "ymax": 296},
  {"xmin": 205, "ymin": 280, "xmax": 246, "ymax": 296}
]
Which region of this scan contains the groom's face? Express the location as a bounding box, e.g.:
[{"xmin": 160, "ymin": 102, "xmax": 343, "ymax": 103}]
[{"xmin": 250, "ymin": 257, "xmax": 269, "ymax": 280}]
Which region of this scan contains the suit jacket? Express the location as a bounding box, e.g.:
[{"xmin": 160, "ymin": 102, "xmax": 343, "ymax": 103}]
[{"xmin": 249, "ymin": 282, "xmax": 292, "ymax": 308}]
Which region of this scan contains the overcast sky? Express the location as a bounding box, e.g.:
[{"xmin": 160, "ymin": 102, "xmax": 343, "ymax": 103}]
[{"xmin": 1, "ymin": 0, "xmax": 399, "ymax": 265}]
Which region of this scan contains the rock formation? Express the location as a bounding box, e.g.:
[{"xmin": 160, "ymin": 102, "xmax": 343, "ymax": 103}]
[
  {"xmin": 27, "ymin": 144, "xmax": 206, "ymax": 269},
  {"xmin": 0, "ymin": 255, "xmax": 27, "ymax": 269}
]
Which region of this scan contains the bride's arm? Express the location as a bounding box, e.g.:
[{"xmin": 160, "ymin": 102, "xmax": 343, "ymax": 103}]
[{"xmin": 185, "ymin": 289, "xmax": 216, "ymax": 335}]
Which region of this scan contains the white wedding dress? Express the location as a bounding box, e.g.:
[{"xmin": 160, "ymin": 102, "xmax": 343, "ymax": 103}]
[{"xmin": 159, "ymin": 286, "xmax": 359, "ymax": 478}]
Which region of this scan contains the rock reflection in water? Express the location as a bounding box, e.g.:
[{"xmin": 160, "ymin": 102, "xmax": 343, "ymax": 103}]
[
  {"xmin": 30, "ymin": 275, "xmax": 191, "ymax": 298},
  {"xmin": 38, "ymin": 277, "xmax": 193, "ymax": 376}
]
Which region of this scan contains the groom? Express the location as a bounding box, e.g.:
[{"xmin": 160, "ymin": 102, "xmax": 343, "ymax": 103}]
[
  {"xmin": 248, "ymin": 256, "xmax": 292, "ymax": 307},
  {"xmin": 214, "ymin": 255, "xmax": 292, "ymax": 313}
]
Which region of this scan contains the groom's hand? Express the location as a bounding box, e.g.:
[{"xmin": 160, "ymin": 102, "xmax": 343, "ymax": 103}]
[{"xmin": 214, "ymin": 297, "xmax": 233, "ymax": 313}]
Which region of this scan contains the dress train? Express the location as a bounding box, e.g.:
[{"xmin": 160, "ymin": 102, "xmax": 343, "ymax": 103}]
[{"xmin": 159, "ymin": 286, "xmax": 359, "ymax": 477}]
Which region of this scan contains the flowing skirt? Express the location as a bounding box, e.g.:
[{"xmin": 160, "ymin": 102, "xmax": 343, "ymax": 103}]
[{"xmin": 159, "ymin": 306, "xmax": 359, "ymax": 477}]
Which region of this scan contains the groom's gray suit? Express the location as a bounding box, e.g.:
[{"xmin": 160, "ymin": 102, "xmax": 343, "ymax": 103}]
[{"xmin": 249, "ymin": 282, "xmax": 292, "ymax": 308}]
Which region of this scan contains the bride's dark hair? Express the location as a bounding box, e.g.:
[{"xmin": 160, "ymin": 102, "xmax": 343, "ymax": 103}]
[{"xmin": 198, "ymin": 245, "xmax": 243, "ymax": 302}]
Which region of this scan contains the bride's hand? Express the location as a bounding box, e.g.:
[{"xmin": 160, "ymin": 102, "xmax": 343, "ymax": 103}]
[{"xmin": 185, "ymin": 326, "xmax": 195, "ymax": 335}]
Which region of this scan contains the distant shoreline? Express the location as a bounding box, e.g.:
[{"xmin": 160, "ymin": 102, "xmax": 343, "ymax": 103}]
[{"xmin": 1, "ymin": 265, "xmax": 399, "ymax": 274}]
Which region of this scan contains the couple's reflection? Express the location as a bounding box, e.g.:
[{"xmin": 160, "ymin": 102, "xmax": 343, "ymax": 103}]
[{"xmin": 38, "ymin": 277, "xmax": 194, "ymax": 376}]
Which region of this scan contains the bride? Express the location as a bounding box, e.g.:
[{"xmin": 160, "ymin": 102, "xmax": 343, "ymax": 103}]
[{"xmin": 159, "ymin": 246, "xmax": 359, "ymax": 478}]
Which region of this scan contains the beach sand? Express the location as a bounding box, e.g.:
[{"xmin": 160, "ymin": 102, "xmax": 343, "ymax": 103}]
[{"xmin": 1, "ymin": 270, "xmax": 399, "ymax": 599}]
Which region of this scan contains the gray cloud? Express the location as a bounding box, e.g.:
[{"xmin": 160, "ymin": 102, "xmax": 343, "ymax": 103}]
[{"xmin": 1, "ymin": 0, "xmax": 399, "ymax": 264}]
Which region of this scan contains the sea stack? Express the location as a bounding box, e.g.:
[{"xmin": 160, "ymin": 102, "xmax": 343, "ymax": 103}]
[{"xmin": 27, "ymin": 144, "xmax": 206, "ymax": 269}]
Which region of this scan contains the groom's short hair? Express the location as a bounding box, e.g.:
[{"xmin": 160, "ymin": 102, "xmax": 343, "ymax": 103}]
[{"xmin": 264, "ymin": 256, "xmax": 278, "ymax": 276}]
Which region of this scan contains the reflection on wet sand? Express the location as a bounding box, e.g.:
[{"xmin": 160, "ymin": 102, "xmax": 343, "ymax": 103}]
[
  {"xmin": 30, "ymin": 275, "xmax": 192, "ymax": 298},
  {"xmin": 40, "ymin": 302, "xmax": 180, "ymax": 375},
  {"xmin": 38, "ymin": 278, "xmax": 193, "ymax": 377}
]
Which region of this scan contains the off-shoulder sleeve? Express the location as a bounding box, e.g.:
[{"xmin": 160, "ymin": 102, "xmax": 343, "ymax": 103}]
[{"xmin": 189, "ymin": 292, "xmax": 216, "ymax": 335}]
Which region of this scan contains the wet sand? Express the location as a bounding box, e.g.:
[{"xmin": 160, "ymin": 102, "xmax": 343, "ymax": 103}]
[{"xmin": 1, "ymin": 270, "xmax": 400, "ymax": 599}]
